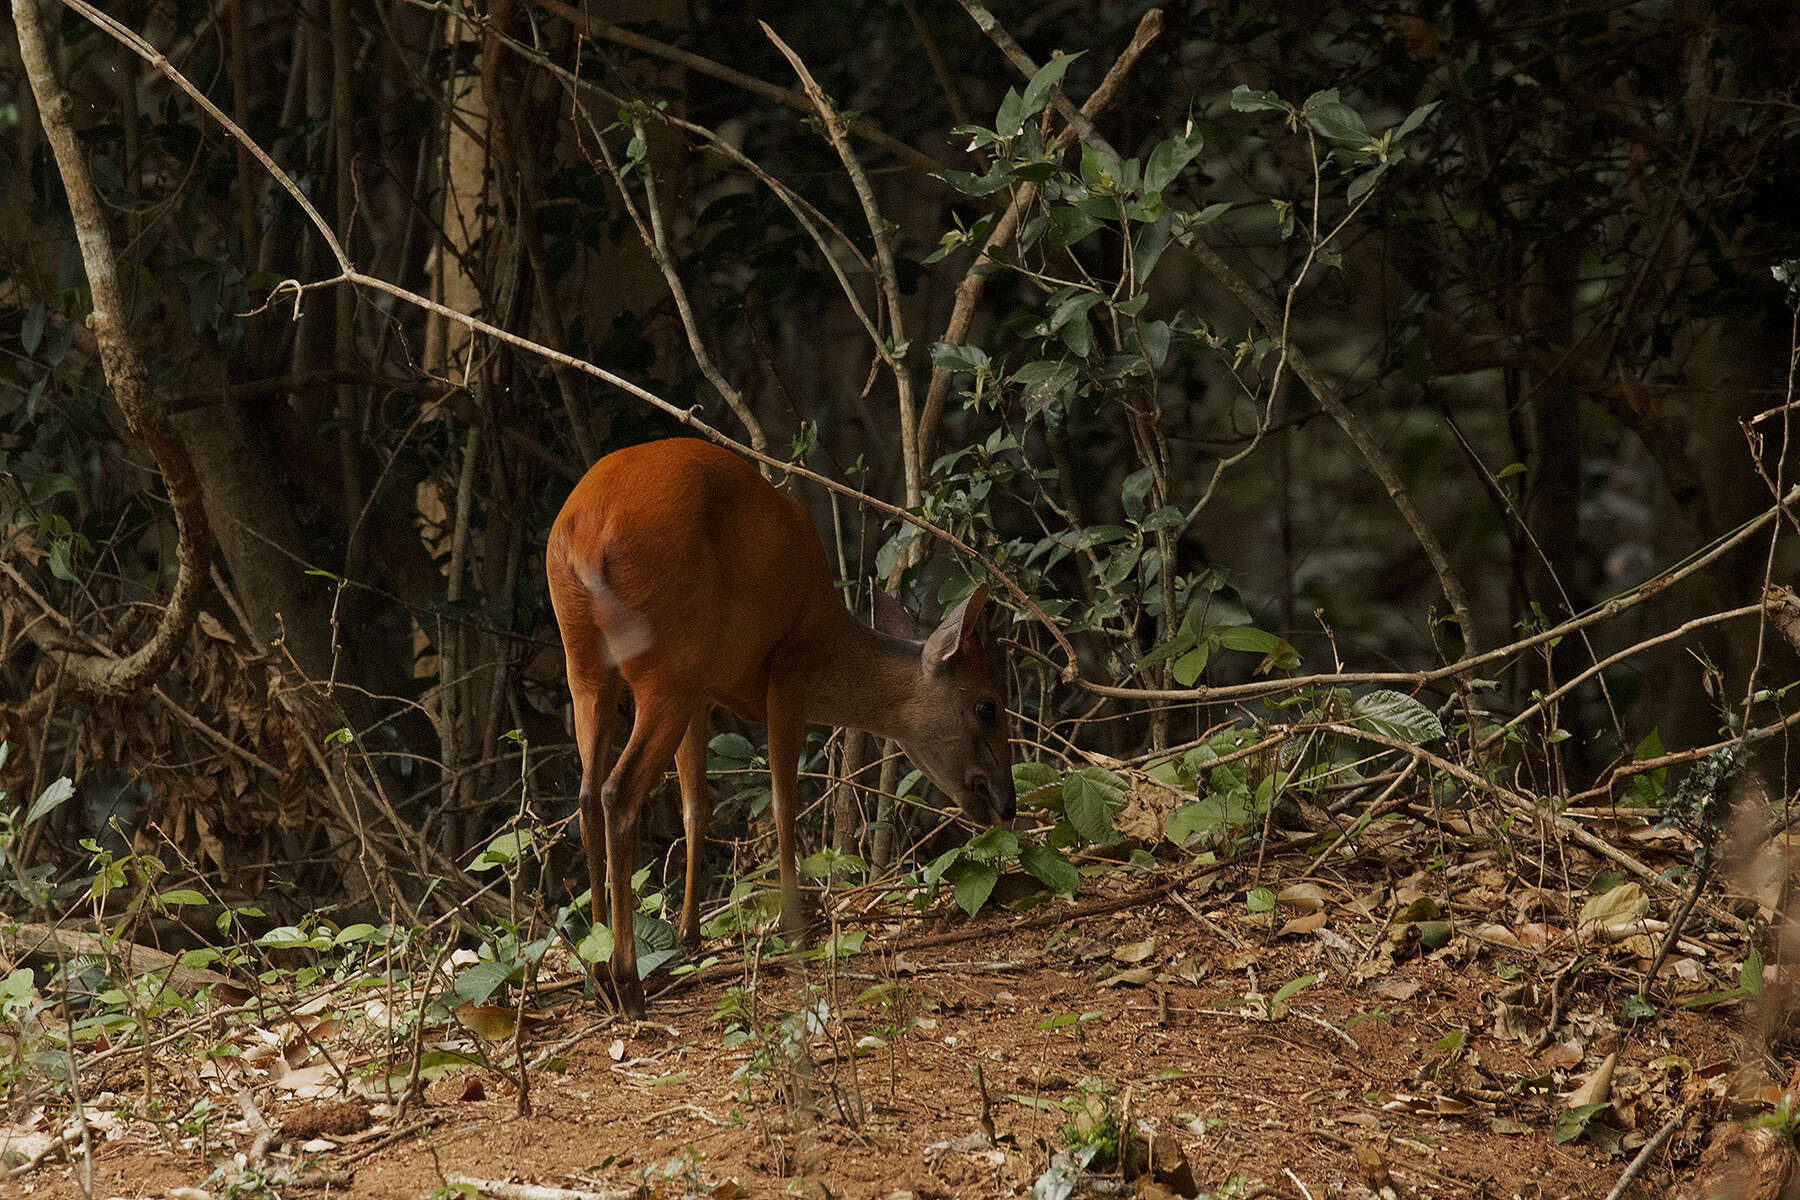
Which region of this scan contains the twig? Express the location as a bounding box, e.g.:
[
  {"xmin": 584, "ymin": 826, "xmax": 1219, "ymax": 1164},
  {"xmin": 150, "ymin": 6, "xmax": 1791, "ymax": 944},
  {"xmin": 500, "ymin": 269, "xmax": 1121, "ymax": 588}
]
[
  {"xmin": 236, "ymin": 1087, "xmax": 274, "ymax": 1167},
  {"xmin": 445, "ymin": 1176, "xmax": 639, "ymax": 1200},
  {"xmin": 761, "ymin": 22, "xmax": 922, "ymax": 503},
  {"xmin": 1603, "ymin": 1109, "xmax": 1683, "ymax": 1200},
  {"xmin": 1313, "ymin": 721, "xmax": 1749, "ymax": 930},
  {"xmin": 1531, "ymin": 956, "xmax": 1581, "ymax": 1051},
  {"xmin": 592, "ymin": 116, "xmax": 766, "ymax": 454},
  {"xmin": 0, "ymin": 1119, "xmax": 89, "ymax": 1181},
  {"xmin": 1643, "ymin": 858, "xmax": 1716, "ymax": 993},
  {"xmin": 334, "ymin": 1115, "xmax": 443, "ymax": 1166},
  {"xmin": 531, "ymin": 0, "xmax": 942, "ymax": 174}
]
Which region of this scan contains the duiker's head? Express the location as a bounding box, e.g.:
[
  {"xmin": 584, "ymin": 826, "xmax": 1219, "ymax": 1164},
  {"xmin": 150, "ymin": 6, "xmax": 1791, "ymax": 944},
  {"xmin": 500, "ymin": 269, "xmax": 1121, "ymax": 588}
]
[{"xmin": 874, "ymin": 584, "xmax": 1016, "ymax": 825}]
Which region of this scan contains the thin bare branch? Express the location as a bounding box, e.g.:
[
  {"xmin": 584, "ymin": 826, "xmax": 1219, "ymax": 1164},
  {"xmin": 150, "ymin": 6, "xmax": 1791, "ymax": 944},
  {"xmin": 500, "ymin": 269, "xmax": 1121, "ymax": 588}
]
[
  {"xmin": 761, "ymin": 21, "xmax": 921, "ymax": 503},
  {"xmin": 11, "ymin": 0, "xmax": 212, "ymax": 703},
  {"xmin": 529, "ymin": 0, "xmax": 945, "ymax": 176}
]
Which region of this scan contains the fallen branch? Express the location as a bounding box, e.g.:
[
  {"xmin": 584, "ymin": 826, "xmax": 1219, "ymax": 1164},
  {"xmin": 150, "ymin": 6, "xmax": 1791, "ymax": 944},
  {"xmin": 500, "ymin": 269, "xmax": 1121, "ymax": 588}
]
[{"xmin": 1603, "ymin": 1109, "xmax": 1683, "ymax": 1200}]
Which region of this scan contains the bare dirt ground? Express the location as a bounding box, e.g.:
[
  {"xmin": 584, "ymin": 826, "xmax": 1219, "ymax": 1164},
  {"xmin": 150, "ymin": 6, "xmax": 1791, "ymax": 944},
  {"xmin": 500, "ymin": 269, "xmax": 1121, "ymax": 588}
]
[{"xmin": 3, "ymin": 851, "xmax": 1771, "ymax": 1200}]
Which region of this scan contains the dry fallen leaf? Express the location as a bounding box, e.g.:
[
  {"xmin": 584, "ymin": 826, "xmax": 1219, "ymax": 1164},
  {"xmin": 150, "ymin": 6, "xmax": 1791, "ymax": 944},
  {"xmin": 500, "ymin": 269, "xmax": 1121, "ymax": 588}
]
[
  {"xmin": 1277, "ymin": 911, "xmax": 1327, "ymax": 938},
  {"xmin": 1541, "ymin": 1041, "xmax": 1584, "ymax": 1070},
  {"xmin": 1220, "ymin": 948, "xmax": 1261, "ymax": 972},
  {"xmin": 1469, "ymin": 922, "xmax": 1521, "ymax": 949},
  {"xmin": 1113, "ymin": 936, "xmax": 1159, "ymax": 964},
  {"xmin": 1371, "ymin": 977, "xmax": 1420, "ymax": 1002},
  {"xmin": 197, "ymin": 611, "xmax": 236, "ymax": 643},
  {"xmin": 1492, "ymin": 1002, "xmax": 1544, "ymax": 1043},
  {"xmin": 1566, "ymin": 1050, "xmax": 1618, "ymax": 1106},
  {"xmin": 1578, "ymin": 883, "xmax": 1649, "ymax": 941},
  {"xmin": 274, "ymin": 1063, "xmax": 341, "ymax": 1099},
  {"xmin": 1102, "ymin": 966, "xmax": 1154, "ymax": 988},
  {"xmin": 1276, "ymin": 882, "xmax": 1329, "ymax": 913}
]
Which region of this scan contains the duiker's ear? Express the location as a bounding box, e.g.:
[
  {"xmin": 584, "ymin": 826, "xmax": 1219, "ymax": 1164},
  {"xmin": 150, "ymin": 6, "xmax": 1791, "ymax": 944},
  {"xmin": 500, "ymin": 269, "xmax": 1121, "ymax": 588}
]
[
  {"xmin": 870, "ymin": 587, "xmax": 926, "ymax": 639},
  {"xmin": 923, "ymin": 583, "xmax": 990, "ymax": 670}
]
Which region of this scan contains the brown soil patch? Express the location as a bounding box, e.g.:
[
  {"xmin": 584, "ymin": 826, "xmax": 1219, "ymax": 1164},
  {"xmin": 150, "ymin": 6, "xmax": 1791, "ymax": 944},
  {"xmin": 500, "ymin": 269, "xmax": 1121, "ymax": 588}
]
[{"xmin": 7, "ymin": 868, "xmax": 1762, "ymax": 1199}]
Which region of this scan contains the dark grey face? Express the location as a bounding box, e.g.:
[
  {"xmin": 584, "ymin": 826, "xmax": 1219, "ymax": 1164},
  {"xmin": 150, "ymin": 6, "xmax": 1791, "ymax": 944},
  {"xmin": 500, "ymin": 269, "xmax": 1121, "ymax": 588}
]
[
  {"xmin": 961, "ymin": 640, "xmax": 1016, "ymax": 824},
  {"xmin": 906, "ymin": 607, "xmax": 1016, "ymax": 826},
  {"xmin": 878, "ymin": 582, "xmax": 1018, "ymax": 827}
]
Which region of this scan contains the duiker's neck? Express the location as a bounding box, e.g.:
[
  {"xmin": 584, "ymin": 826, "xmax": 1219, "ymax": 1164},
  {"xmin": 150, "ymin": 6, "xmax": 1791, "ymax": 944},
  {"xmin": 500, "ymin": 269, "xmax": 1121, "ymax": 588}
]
[{"xmin": 799, "ymin": 605, "xmax": 923, "ymax": 739}]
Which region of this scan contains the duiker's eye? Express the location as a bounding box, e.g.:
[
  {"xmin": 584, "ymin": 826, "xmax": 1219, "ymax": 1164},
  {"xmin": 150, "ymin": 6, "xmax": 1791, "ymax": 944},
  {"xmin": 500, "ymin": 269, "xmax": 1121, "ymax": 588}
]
[{"xmin": 974, "ymin": 699, "xmax": 998, "ymax": 725}]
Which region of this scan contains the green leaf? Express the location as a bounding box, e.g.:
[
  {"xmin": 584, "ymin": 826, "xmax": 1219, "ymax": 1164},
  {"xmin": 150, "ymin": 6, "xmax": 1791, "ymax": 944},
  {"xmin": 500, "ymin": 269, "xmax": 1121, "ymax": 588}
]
[
  {"xmin": 1347, "ymin": 689, "xmax": 1445, "ymax": 744},
  {"xmin": 28, "ymin": 474, "xmax": 75, "ymax": 506},
  {"xmin": 1047, "ymin": 205, "xmax": 1104, "ymax": 247},
  {"xmin": 1230, "ymin": 85, "xmax": 1286, "ymax": 114},
  {"xmin": 1166, "ymin": 789, "xmax": 1254, "ymax": 845},
  {"xmin": 1060, "ymin": 312, "xmax": 1093, "ymax": 356},
  {"xmin": 930, "ymin": 341, "xmax": 989, "ymax": 373},
  {"xmin": 21, "ymin": 303, "xmax": 45, "ymax": 356},
  {"xmin": 995, "ymin": 87, "xmax": 1024, "ymax": 138},
  {"xmin": 1062, "ymin": 767, "xmax": 1126, "ymax": 843},
  {"xmin": 1139, "ymin": 626, "xmax": 1194, "ymax": 671},
  {"xmin": 965, "ymin": 826, "xmax": 1021, "ymax": 862},
  {"xmin": 1141, "ymin": 505, "xmax": 1183, "ymax": 533},
  {"xmin": 157, "ymin": 889, "xmax": 208, "ymax": 908},
  {"xmin": 451, "ymin": 960, "xmax": 514, "ymax": 1007},
  {"xmin": 1554, "ymin": 1102, "xmax": 1611, "ymax": 1145},
  {"xmin": 1743, "ymin": 947, "xmax": 1765, "ymax": 997},
  {"xmin": 468, "ymin": 830, "xmax": 534, "ymax": 872},
  {"xmin": 1270, "ymin": 973, "xmax": 1319, "ymax": 1006},
  {"xmin": 1133, "ymin": 213, "xmax": 1172, "ymax": 283},
  {"xmin": 24, "ymin": 777, "xmax": 75, "ymax": 827},
  {"xmin": 257, "ymin": 925, "xmax": 329, "ymax": 951},
  {"xmin": 1191, "ymin": 201, "xmax": 1231, "ymax": 225},
  {"xmin": 1393, "ymin": 100, "xmax": 1440, "ymax": 141},
  {"xmin": 1121, "ymin": 469, "xmax": 1154, "ymax": 521},
  {"xmin": 1171, "ymin": 645, "xmax": 1210, "ymax": 686},
  {"xmin": 1143, "ymin": 129, "xmax": 1205, "ymax": 194},
  {"xmin": 1019, "ymin": 844, "xmax": 1079, "ymax": 897},
  {"xmin": 1212, "ymin": 625, "xmax": 1285, "ymax": 654},
  {"xmin": 1013, "ymin": 360, "xmax": 1077, "ymax": 420},
  {"xmin": 1307, "ymin": 100, "xmax": 1368, "ymax": 143},
  {"xmin": 940, "ymin": 166, "xmax": 1016, "ymax": 197},
  {"xmin": 1345, "ymin": 164, "xmax": 1387, "ymax": 204},
  {"xmin": 1048, "ymin": 292, "xmax": 1104, "ymax": 333},
  {"xmin": 1014, "ymin": 761, "xmax": 1063, "ymax": 796},
  {"xmin": 1246, "ymin": 887, "xmax": 1276, "ymax": 913},
  {"xmin": 576, "ymin": 924, "xmax": 615, "ymax": 966},
  {"xmin": 947, "ymin": 858, "xmax": 998, "ymax": 916},
  {"xmin": 1134, "ymin": 320, "xmax": 1171, "ymax": 371},
  {"xmin": 1021, "ymin": 52, "xmax": 1084, "ymax": 118},
  {"xmin": 1079, "ymin": 143, "xmax": 1124, "ymax": 191}
]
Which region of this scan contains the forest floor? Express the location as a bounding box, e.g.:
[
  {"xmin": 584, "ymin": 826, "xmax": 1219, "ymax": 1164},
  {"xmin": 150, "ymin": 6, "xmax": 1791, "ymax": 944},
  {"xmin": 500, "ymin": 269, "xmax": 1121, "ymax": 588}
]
[{"xmin": 1, "ymin": 833, "xmax": 1787, "ymax": 1200}]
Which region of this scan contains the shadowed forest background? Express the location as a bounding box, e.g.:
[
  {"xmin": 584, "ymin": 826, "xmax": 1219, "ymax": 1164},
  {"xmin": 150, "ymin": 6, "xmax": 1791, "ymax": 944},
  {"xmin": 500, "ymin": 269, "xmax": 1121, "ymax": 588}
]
[
  {"xmin": 5, "ymin": 0, "xmax": 1798, "ymax": 912},
  {"xmin": 3, "ymin": 1, "xmax": 1800, "ymax": 1194}
]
